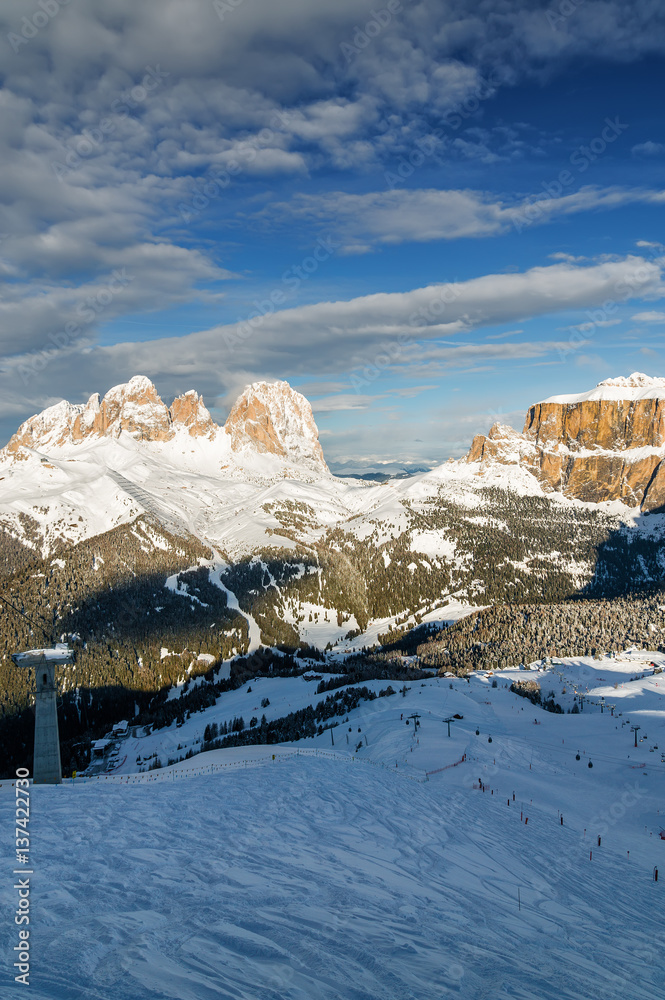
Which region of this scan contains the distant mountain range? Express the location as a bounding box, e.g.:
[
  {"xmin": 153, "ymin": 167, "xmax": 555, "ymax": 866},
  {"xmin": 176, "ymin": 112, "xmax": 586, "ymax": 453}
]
[
  {"xmin": 3, "ymin": 371, "xmax": 664, "ymax": 556},
  {"xmin": 3, "ymin": 375, "xmax": 328, "ymax": 473},
  {"xmin": 1, "ymin": 371, "xmax": 664, "ymax": 775},
  {"xmin": 1, "ymin": 371, "xmax": 664, "ymax": 651}
]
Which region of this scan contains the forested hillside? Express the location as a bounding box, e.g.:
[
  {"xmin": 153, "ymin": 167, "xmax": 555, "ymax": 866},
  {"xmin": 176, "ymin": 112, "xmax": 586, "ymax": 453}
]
[
  {"xmin": 414, "ymin": 596, "xmax": 665, "ymax": 672},
  {"xmin": 0, "ymin": 518, "xmax": 249, "ymax": 774},
  {"xmin": 1, "ymin": 481, "xmax": 664, "ymax": 777},
  {"xmin": 219, "ymin": 489, "xmax": 665, "ymax": 639}
]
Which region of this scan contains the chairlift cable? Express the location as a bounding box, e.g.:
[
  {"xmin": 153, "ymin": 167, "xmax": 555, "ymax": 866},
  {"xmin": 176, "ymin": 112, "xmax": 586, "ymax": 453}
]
[{"xmin": 0, "ymin": 587, "xmax": 54, "ymax": 644}]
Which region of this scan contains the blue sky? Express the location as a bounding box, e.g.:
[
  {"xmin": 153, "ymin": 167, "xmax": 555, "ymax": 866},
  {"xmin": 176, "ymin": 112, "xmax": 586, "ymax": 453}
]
[{"xmin": 0, "ymin": 0, "xmax": 664, "ymax": 471}]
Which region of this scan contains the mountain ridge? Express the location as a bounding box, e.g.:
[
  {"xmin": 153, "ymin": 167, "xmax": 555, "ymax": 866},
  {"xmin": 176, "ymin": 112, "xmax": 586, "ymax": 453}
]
[
  {"xmin": 2, "ymin": 375, "xmax": 329, "ymax": 475},
  {"xmin": 1, "ymin": 371, "xmax": 664, "ymax": 566}
]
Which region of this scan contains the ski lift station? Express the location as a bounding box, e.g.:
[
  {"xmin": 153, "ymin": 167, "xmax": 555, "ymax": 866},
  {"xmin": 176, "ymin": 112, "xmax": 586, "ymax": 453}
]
[
  {"xmin": 11, "ymin": 643, "xmax": 74, "ymax": 784},
  {"xmin": 92, "ymin": 739, "xmax": 112, "ymax": 758}
]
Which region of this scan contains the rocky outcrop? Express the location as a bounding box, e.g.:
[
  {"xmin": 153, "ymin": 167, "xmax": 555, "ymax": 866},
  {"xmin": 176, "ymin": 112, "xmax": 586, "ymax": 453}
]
[
  {"xmin": 5, "ymin": 400, "xmax": 85, "ymax": 455},
  {"xmin": 169, "ymin": 390, "xmax": 216, "ymax": 438},
  {"xmin": 5, "ymin": 376, "xmax": 174, "ymax": 452},
  {"xmin": 523, "ymin": 395, "xmax": 665, "ymax": 456},
  {"xmin": 85, "ymin": 376, "xmax": 173, "ymax": 441},
  {"xmin": 642, "ymin": 462, "xmax": 665, "ymax": 511},
  {"xmin": 2, "ymin": 376, "xmax": 329, "ymax": 474},
  {"xmin": 224, "ymin": 380, "xmax": 328, "ymax": 473},
  {"xmin": 467, "ymin": 422, "xmax": 537, "ymax": 467},
  {"xmin": 5, "ymin": 378, "xmax": 219, "ymax": 452},
  {"xmin": 466, "ymin": 374, "xmax": 665, "ymax": 511}
]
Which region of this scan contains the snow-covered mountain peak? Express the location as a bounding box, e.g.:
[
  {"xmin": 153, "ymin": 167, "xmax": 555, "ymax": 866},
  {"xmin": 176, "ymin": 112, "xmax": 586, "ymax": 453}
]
[
  {"xmin": 224, "ymin": 380, "xmax": 328, "ymax": 474},
  {"xmin": 2, "ymin": 377, "xmax": 330, "ymax": 469},
  {"xmin": 4, "ymin": 398, "xmax": 84, "ymax": 455},
  {"xmin": 541, "ymin": 371, "xmax": 665, "ymax": 404},
  {"xmin": 465, "ymin": 419, "xmax": 537, "ymax": 469},
  {"xmin": 2, "ymin": 377, "xmax": 222, "ymax": 458},
  {"xmin": 97, "ymin": 375, "xmax": 172, "ymax": 441},
  {"xmin": 597, "ymin": 372, "xmax": 665, "ymax": 390},
  {"xmin": 104, "ymin": 374, "xmax": 158, "ymax": 400}
]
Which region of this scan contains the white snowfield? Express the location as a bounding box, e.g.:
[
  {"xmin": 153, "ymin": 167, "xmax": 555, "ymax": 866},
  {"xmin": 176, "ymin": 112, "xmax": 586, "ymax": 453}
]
[
  {"xmin": 1, "ymin": 652, "xmax": 664, "ymax": 999},
  {"xmin": 539, "ymin": 371, "xmax": 665, "ymax": 404},
  {"xmin": 0, "ymin": 431, "xmax": 374, "ymax": 556}
]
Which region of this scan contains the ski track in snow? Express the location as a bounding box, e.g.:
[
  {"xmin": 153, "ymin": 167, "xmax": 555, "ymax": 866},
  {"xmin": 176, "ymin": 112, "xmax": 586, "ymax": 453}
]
[
  {"xmin": 1, "ymin": 760, "xmax": 663, "ymax": 999},
  {"xmin": 208, "ymin": 559, "xmax": 262, "ymax": 653}
]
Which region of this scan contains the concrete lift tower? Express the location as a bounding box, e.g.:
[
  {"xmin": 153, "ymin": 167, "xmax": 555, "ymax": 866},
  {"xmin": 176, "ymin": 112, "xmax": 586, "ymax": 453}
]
[{"xmin": 12, "ymin": 644, "xmax": 74, "ymax": 784}]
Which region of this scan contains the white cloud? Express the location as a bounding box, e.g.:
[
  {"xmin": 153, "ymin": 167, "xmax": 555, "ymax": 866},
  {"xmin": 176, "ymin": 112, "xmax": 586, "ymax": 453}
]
[
  {"xmin": 549, "ymin": 252, "xmax": 587, "ymax": 263},
  {"xmin": 311, "ymin": 394, "xmax": 378, "ymax": 412},
  {"xmin": 569, "ymin": 319, "xmax": 623, "ymax": 333},
  {"xmin": 631, "ymin": 310, "xmax": 665, "ymax": 323},
  {"xmin": 0, "ymin": 242, "xmax": 232, "ymax": 357},
  {"xmin": 2, "ymin": 254, "xmax": 661, "ymax": 437},
  {"xmin": 263, "ymin": 186, "xmax": 665, "ymax": 250},
  {"xmin": 0, "ymin": 0, "xmax": 663, "ymax": 367},
  {"xmin": 631, "ymin": 141, "xmax": 664, "ymax": 157},
  {"xmin": 2, "ymin": 0, "xmax": 665, "ymax": 457}
]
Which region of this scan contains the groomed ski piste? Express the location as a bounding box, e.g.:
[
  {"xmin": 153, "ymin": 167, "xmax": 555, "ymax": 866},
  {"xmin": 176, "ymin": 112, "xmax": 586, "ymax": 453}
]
[{"xmin": 1, "ymin": 649, "xmax": 664, "ymax": 999}]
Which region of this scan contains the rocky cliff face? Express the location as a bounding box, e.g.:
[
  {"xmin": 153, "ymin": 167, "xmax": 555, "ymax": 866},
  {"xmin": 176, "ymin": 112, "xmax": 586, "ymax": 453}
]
[
  {"xmin": 466, "ymin": 373, "xmax": 665, "ymax": 511},
  {"xmin": 224, "ymin": 380, "xmax": 328, "ymax": 473},
  {"xmin": 466, "ymin": 422, "xmax": 537, "ymax": 466},
  {"xmin": 2, "ymin": 376, "xmax": 328, "ymax": 473},
  {"xmin": 169, "ymin": 390, "xmax": 216, "ymax": 438},
  {"xmin": 5, "ymin": 376, "xmax": 173, "ymax": 452}
]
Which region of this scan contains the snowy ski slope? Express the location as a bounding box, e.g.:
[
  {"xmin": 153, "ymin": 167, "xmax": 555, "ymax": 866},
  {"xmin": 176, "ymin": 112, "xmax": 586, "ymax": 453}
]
[{"xmin": 1, "ymin": 651, "xmax": 663, "ymax": 999}]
